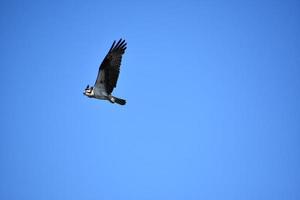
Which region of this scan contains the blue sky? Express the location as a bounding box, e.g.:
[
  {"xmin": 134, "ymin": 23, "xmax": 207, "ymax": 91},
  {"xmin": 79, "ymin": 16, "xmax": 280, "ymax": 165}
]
[{"xmin": 1, "ymin": 0, "xmax": 300, "ymax": 199}]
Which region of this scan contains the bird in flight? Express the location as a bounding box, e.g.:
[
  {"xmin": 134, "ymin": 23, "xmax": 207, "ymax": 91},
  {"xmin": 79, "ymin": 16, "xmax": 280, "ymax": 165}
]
[{"xmin": 84, "ymin": 39, "xmax": 127, "ymax": 105}]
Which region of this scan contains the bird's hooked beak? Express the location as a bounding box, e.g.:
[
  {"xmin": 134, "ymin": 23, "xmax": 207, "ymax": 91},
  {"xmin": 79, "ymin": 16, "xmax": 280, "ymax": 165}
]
[{"xmin": 83, "ymin": 84, "xmax": 90, "ymax": 95}]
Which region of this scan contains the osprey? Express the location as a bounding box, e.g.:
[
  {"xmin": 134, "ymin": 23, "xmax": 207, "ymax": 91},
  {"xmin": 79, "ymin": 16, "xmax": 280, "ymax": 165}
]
[{"xmin": 84, "ymin": 39, "xmax": 127, "ymax": 105}]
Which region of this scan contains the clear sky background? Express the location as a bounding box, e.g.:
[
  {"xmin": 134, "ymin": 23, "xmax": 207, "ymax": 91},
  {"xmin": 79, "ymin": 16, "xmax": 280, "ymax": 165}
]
[{"xmin": 1, "ymin": 0, "xmax": 300, "ymax": 199}]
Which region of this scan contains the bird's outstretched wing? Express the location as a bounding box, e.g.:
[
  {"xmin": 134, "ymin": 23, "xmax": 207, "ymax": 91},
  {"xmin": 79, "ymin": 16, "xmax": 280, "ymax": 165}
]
[{"xmin": 95, "ymin": 39, "xmax": 127, "ymax": 94}]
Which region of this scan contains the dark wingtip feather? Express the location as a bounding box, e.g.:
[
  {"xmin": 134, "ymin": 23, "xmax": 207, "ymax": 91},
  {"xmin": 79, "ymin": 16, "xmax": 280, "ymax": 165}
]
[
  {"xmin": 119, "ymin": 41, "xmax": 126, "ymax": 48},
  {"xmin": 116, "ymin": 39, "xmax": 125, "ymax": 49},
  {"xmin": 110, "ymin": 39, "xmax": 127, "ymax": 52},
  {"xmin": 114, "ymin": 39, "xmax": 122, "ymax": 49},
  {"xmin": 109, "ymin": 40, "xmax": 116, "ymax": 52}
]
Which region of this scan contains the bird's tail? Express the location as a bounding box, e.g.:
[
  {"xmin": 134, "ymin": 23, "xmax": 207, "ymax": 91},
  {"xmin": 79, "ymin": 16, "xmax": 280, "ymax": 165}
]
[{"xmin": 112, "ymin": 96, "xmax": 126, "ymax": 105}]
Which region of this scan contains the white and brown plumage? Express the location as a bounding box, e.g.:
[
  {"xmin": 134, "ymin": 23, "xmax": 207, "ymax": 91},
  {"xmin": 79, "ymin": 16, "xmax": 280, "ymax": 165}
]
[{"xmin": 83, "ymin": 39, "xmax": 127, "ymax": 105}]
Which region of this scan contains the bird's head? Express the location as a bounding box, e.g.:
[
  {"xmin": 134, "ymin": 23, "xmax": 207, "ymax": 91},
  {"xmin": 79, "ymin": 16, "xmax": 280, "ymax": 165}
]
[{"xmin": 83, "ymin": 85, "xmax": 94, "ymax": 97}]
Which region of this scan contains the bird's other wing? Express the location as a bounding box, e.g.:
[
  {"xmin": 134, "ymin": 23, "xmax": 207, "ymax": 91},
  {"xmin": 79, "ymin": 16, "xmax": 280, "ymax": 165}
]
[{"xmin": 95, "ymin": 39, "xmax": 127, "ymax": 94}]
